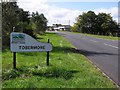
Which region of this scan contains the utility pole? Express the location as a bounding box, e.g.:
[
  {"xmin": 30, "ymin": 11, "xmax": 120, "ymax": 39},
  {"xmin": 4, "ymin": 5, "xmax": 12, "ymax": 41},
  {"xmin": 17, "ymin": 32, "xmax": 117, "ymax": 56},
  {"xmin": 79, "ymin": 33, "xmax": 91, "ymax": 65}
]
[{"xmin": 68, "ymin": 20, "xmax": 71, "ymax": 26}]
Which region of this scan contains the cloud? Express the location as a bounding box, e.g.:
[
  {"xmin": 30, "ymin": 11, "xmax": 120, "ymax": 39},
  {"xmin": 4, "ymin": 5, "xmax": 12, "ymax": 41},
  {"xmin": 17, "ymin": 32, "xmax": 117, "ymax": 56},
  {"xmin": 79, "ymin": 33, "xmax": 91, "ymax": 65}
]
[
  {"xmin": 45, "ymin": 7, "xmax": 82, "ymax": 25},
  {"xmin": 95, "ymin": 7, "xmax": 118, "ymax": 17},
  {"xmin": 17, "ymin": 0, "xmax": 83, "ymax": 26},
  {"xmin": 94, "ymin": 7, "xmax": 118, "ymax": 22},
  {"xmin": 17, "ymin": 0, "xmax": 49, "ymax": 12},
  {"xmin": 17, "ymin": 0, "xmax": 118, "ymax": 26}
]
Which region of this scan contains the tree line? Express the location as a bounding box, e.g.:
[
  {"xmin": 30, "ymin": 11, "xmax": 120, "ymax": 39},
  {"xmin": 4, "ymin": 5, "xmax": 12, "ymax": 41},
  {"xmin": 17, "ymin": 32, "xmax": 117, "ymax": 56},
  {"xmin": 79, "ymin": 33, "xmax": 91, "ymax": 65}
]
[
  {"xmin": 71, "ymin": 11, "xmax": 119, "ymax": 37},
  {"xmin": 2, "ymin": 2, "xmax": 48, "ymax": 50}
]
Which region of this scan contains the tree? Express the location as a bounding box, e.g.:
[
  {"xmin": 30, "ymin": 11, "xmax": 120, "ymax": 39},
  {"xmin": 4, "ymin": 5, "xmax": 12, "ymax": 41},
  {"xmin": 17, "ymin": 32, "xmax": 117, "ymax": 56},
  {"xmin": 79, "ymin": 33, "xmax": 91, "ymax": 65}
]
[
  {"xmin": 31, "ymin": 12, "xmax": 48, "ymax": 35},
  {"xmin": 71, "ymin": 23, "xmax": 79, "ymax": 32},
  {"xmin": 2, "ymin": 2, "xmax": 20, "ymax": 48},
  {"xmin": 96, "ymin": 13, "xmax": 112, "ymax": 35},
  {"xmin": 74, "ymin": 11, "xmax": 118, "ymax": 36},
  {"xmin": 76, "ymin": 11, "xmax": 97, "ymax": 34},
  {"xmin": 2, "ymin": 2, "xmax": 35, "ymax": 49}
]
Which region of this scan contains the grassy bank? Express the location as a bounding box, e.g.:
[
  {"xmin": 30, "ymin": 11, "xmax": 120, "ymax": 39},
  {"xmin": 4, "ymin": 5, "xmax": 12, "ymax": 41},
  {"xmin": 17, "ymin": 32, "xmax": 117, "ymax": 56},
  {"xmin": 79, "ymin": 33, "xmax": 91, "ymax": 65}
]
[
  {"xmin": 2, "ymin": 32, "xmax": 116, "ymax": 88},
  {"xmin": 72, "ymin": 32, "xmax": 118, "ymax": 40}
]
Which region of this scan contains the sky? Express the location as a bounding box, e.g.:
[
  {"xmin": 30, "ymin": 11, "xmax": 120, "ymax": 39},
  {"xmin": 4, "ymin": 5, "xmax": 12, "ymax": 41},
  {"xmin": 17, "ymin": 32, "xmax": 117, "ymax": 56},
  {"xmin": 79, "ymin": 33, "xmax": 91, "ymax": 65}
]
[{"xmin": 17, "ymin": 0, "xmax": 119, "ymax": 26}]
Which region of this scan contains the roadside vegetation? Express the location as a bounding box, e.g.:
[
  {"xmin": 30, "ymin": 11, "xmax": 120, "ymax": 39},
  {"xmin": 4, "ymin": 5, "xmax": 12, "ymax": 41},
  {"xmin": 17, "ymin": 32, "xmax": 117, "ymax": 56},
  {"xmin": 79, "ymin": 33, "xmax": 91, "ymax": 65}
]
[
  {"xmin": 1, "ymin": 1, "xmax": 118, "ymax": 88},
  {"xmin": 71, "ymin": 11, "xmax": 119, "ymax": 37},
  {"xmin": 2, "ymin": 32, "xmax": 116, "ymax": 88},
  {"xmin": 2, "ymin": 2, "xmax": 47, "ymax": 50},
  {"xmin": 72, "ymin": 32, "xmax": 118, "ymax": 40}
]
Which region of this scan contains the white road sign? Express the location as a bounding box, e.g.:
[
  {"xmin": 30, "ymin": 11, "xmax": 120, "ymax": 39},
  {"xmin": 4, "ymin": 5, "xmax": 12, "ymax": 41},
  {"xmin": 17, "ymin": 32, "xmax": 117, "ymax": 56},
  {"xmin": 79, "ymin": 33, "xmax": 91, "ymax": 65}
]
[{"xmin": 10, "ymin": 32, "xmax": 52, "ymax": 52}]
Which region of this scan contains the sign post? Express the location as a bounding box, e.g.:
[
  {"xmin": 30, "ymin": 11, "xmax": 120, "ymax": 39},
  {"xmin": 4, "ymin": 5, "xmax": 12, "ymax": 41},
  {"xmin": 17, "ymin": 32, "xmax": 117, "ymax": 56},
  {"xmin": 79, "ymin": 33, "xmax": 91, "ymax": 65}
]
[
  {"xmin": 13, "ymin": 52, "xmax": 16, "ymax": 69},
  {"xmin": 47, "ymin": 39, "xmax": 50, "ymax": 66},
  {"xmin": 10, "ymin": 32, "xmax": 52, "ymax": 69}
]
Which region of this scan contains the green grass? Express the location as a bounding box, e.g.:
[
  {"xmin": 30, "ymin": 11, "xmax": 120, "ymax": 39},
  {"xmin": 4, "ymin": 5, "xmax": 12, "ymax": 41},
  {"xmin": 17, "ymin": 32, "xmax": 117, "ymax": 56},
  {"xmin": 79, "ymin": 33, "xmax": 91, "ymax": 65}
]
[
  {"xmin": 2, "ymin": 32, "xmax": 117, "ymax": 88},
  {"xmin": 71, "ymin": 32, "xmax": 118, "ymax": 40}
]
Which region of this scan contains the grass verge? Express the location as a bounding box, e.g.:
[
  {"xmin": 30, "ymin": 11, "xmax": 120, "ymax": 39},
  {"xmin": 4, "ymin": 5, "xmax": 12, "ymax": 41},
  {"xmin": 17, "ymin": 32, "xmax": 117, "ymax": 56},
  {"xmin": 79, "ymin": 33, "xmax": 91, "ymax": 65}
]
[
  {"xmin": 71, "ymin": 32, "xmax": 118, "ymax": 40},
  {"xmin": 2, "ymin": 32, "xmax": 116, "ymax": 88}
]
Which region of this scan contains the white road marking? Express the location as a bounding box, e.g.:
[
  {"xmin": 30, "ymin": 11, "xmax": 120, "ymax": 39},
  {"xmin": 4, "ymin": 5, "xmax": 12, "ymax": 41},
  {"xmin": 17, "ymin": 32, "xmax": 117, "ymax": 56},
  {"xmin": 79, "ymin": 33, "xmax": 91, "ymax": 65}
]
[
  {"xmin": 90, "ymin": 40, "xmax": 98, "ymax": 43},
  {"xmin": 104, "ymin": 43, "xmax": 118, "ymax": 49},
  {"xmin": 82, "ymin": 38, "xmax": 87, "ymax": 40}
]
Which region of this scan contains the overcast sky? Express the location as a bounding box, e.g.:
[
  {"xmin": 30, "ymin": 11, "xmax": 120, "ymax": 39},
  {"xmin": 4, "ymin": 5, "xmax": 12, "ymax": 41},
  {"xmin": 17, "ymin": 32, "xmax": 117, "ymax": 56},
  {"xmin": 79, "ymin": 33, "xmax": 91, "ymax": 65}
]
[{"xmin": 17, "ymin": 0, "xmax": 119, "ymax": 26}]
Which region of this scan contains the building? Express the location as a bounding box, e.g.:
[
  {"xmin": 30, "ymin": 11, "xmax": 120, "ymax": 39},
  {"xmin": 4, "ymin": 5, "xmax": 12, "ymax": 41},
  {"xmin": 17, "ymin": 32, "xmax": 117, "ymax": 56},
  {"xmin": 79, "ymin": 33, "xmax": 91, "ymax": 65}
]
[
  {"xmin": 62, "ymin": 25, "xmax": 71, "ymax": 31},
  {"xmin": 52, "ymin": 24, "xmax": 71, "ymax": 31}
]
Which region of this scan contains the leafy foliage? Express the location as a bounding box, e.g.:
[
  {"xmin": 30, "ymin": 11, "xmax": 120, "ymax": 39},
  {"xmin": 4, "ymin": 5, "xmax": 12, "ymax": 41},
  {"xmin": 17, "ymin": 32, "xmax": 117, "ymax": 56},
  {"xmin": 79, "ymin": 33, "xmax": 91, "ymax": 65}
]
[
  {"xmin": 31, "ymin": 12, "xmax": 48, "ymax": 35},
  {"xmin": 2, "ymin": 2, "xmax": 20, "ymax": 48},
  {"xmin": 2, "ymin": 2, "xmax": 48, "ymax": 50},
  {"xmin": 72, "ymin": 11, "xmax": 119, "ymax": 36}
]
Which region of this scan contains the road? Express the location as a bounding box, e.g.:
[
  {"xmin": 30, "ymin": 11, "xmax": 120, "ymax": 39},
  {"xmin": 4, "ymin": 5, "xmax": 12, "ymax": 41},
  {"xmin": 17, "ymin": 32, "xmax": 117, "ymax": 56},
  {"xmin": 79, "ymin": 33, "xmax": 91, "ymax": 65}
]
[{"xmin": 55, "ymin": 31, "xmax": 119, "ymax": 86}]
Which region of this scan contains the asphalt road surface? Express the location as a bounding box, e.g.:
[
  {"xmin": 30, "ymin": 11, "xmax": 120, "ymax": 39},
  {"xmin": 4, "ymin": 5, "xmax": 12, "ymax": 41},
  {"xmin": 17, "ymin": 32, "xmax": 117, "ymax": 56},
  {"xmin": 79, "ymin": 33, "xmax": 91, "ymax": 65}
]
[{"xmin": 55, "ymin": 31, "xmax": 119, "ymax": 86}]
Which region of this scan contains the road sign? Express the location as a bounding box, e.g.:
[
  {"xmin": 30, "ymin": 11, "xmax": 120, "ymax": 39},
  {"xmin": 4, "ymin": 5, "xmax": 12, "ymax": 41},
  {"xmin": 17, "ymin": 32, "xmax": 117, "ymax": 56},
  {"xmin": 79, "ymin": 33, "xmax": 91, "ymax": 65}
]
[{"xmin": 10, "ymin": 32, "xmax": 52, "ymax": 52}]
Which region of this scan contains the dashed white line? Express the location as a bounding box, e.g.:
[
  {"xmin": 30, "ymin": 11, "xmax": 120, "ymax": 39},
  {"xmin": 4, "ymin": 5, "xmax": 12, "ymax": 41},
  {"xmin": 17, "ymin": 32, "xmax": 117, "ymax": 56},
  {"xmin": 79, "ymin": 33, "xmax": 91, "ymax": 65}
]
[
  {"xmin": 104, "ymin": 43, "xmax": 118, "ymax": 49},
  {"xmin": 90, "ymin": 40, "xmax": 98, "ymax": 43}
]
